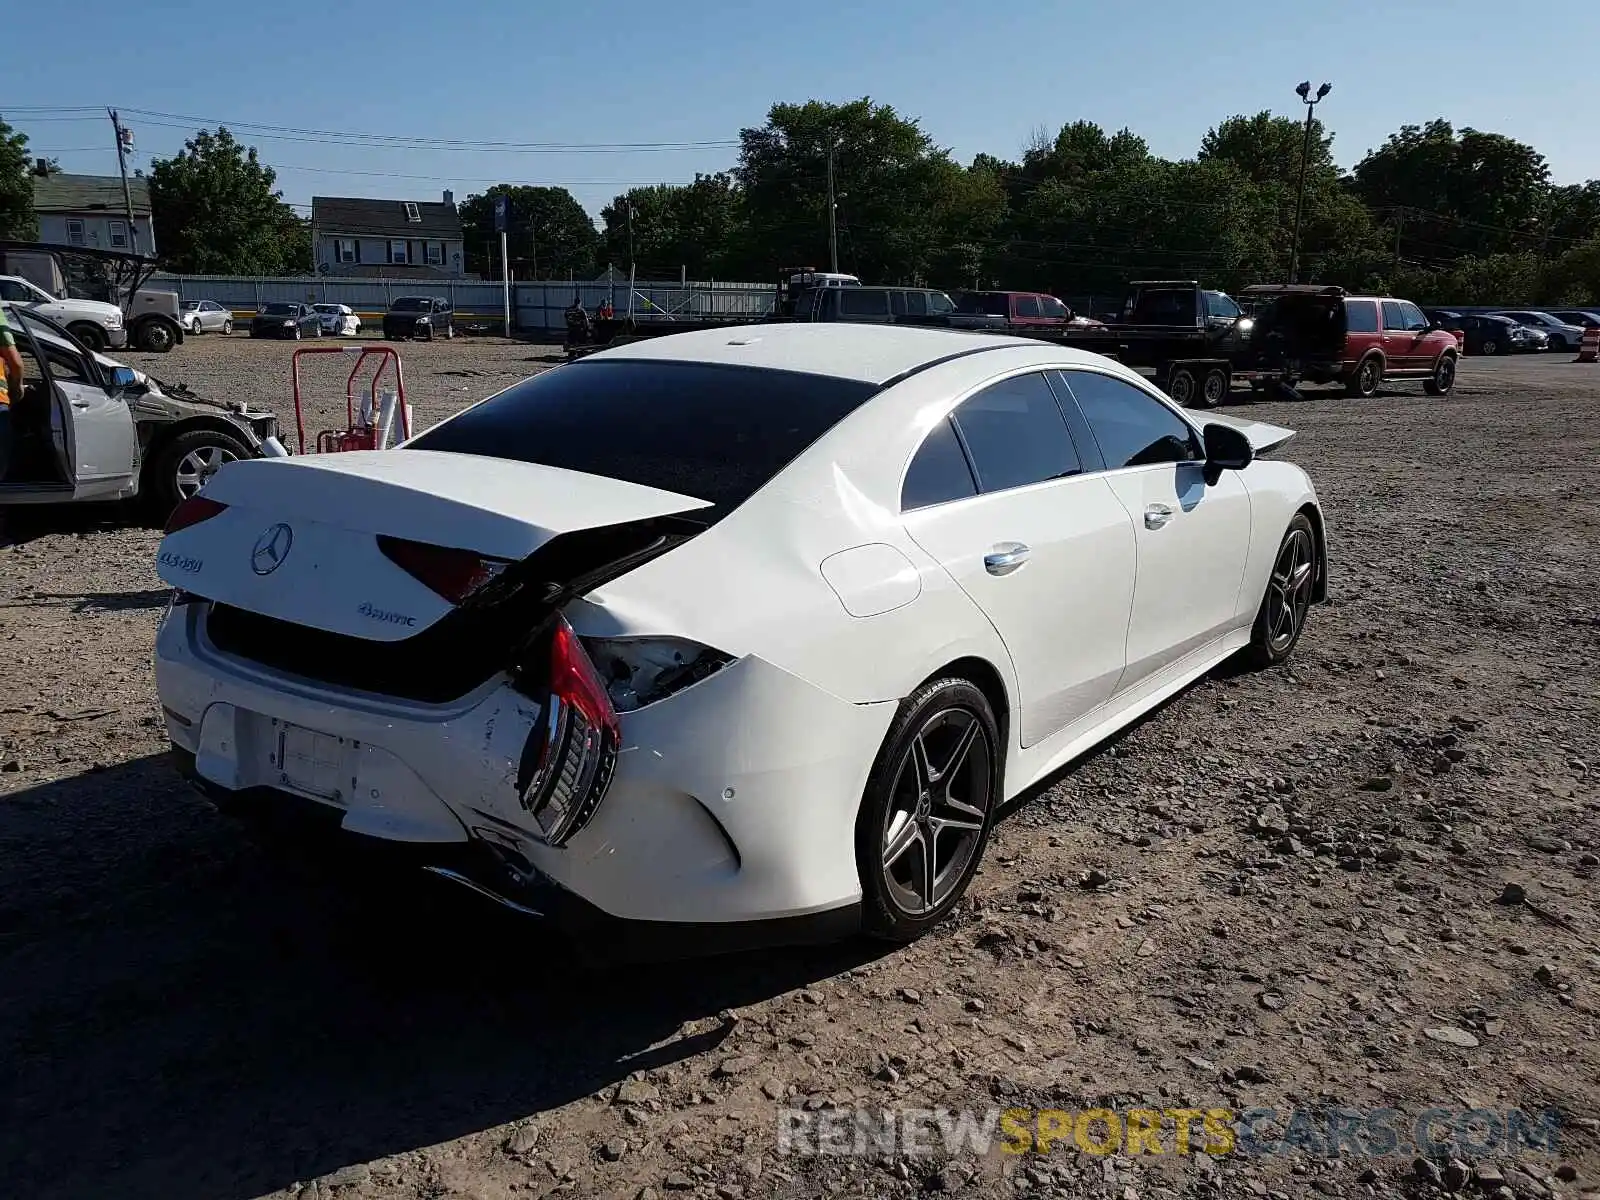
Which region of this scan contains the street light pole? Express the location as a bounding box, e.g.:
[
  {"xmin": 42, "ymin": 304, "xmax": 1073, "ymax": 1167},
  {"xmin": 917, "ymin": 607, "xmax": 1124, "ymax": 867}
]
[
  {"xmin": 826, "ymin": 142, "xmax": 839, "ymax": 274},
  {"xmin": 1288, "ymin": 80, "xmax": 1331, "ymax": 285}
]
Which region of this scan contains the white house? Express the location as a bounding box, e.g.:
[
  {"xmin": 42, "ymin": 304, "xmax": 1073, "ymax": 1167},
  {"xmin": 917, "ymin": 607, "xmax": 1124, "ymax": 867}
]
[
  {"xmin": 311, "ymin": 191, "xmax": 466, "ymax": 278},
  {"xmin": 32, "ymin": 172, "xmax": 157, "ymax": 257}
]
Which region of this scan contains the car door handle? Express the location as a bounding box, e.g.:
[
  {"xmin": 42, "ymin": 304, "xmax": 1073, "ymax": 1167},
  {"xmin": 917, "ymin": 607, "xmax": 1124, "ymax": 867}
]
[
  {"xmin": 70, "ymin": 399, "xmax": 93, "ymax": 409},
  {"xmin": 1144, "ymin": 503, "xmax": 1175, "ymax": 530},
  {"xmin": 984, "ymin": 543, "xmax": 1031, "ymax": 575}
]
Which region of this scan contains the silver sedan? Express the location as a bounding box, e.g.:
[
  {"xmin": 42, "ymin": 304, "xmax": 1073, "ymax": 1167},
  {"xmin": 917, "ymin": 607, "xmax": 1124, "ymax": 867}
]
[{"xmin": 179, "ymin": 300, "xmax": 234, "ymax": 335}]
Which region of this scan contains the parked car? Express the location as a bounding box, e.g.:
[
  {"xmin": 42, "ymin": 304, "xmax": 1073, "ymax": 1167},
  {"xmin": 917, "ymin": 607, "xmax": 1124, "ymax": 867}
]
[
  {"xmin": 0, "ymin": 272, "xmax": 127, "ymax": 350},
  {"xmin": 181, "ymin": 299, "xmax": 234, "ymax": 335},
  {"xmin": 1240, "ymin": 286, "xmax": 1460, "ymax": 397},
  {"xmin": 382, "ymin": 296, "xmax": 454, "ymax": 340},
  {"xmin": 249, "ymin": 303, "xmax": 321, "ymax": 340},
  {"xmin": 1427, "ymin": 311, "xmax": 1544, "ymax": 356},
  {"xmin": 1545, "ymin": 309, "xmax": 1600, "ymax": 331},
  {"xmin": 312, "ymin": 303, "xmax": 361, "ymax": 337},
  {"xmin": 799, "ymin": 286, "xmax": 1009, "ymax": 331},
  {"xmin": 0, "ymin": 302, "xmax": 281, "ymax": 515},
  {"xmin": 1490, "ymin": 310, "xmax": 1586, "ymax": 351},
  {"xmin": 153, "ymin": 324, "xmax": 1328, "ymax": 955}
]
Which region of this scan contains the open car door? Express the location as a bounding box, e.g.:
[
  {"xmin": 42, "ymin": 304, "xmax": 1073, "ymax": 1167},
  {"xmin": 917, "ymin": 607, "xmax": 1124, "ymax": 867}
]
[{"xmin": 1, "ymin": 304, "xmax": 140, "ymax": 503}]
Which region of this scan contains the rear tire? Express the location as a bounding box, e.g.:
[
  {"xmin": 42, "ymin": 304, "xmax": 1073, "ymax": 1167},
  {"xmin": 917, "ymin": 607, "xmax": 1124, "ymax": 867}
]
[
  {"xmin": 136, "ymin": 319, "xmax": 177, "ymax": 353},
  {"xmin": 1242, "ymin": 513, "xmax": 1317, "ymax": 670},
  {"xmin": 1198, "ymin": 367, "xmax": 1229, "ymax": 408},
  {"xmin": 1423, "ymin": 353, "xmax": 1457, "ymax": 396},
  {"xmin": 1548, "ymin": 334, "xmax": 1568, "ymax": 352},
  {"xmin": 1166, "ymin": 366, "xmax": 1198, "ymax": 407},
  {"xmin": 857, "ymin": 678, "xmax": 1001, "ymax": 944},
  {"xmin": 1480, "ymin": 338, "xmax": 1499, "ymax": 356},
  {"xmin": 1346, "ymin": 355, "xmax": 1382, "ymax": 398}
]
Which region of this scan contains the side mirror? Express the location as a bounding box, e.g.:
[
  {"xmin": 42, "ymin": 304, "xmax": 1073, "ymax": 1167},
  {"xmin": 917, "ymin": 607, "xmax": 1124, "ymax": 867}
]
[
  {"xmin": 108, "ymin": 365, "xmax": 139, "ymax": 391},
  {"xmin": 1203, "ymin": 422, "xmax": 1254, "ymax": 473}
]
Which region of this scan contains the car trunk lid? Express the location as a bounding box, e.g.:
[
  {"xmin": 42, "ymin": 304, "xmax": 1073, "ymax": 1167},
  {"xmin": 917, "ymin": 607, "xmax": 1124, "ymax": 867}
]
[{"xmin": 156, "ymin": 449, "xmax": 713, "ymax": 644}]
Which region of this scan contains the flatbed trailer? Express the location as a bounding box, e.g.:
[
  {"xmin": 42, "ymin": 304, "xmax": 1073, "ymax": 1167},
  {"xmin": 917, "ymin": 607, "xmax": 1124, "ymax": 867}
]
[{"xmin": 561, "ymin": 278, "xmax": 1288, "ymax": 408}]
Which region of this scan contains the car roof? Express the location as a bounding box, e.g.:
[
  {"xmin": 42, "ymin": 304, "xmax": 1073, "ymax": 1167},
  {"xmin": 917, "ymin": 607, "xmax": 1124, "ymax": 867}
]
[{"xmin": 584, "ymin": 322, "xmax": 1115, "ymax": 385}]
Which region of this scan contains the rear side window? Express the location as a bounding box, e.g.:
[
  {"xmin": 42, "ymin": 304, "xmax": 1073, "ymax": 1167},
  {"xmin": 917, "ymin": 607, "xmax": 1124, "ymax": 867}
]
[
  {"xmin": 1380, "ymin": 301, "xmax": 1406, "ymax": 331},
  {"xmin": 407, "ymin": 360, "xmax": 878, "ymax": 520},
  {"xmin": 901, "ymin": 417, "xmax": 977, "ymax": 510},
  {"xmin": 1059, "ymin": 370, "xmax": 1202, "ymax": 469},
  {"xmin": 956, "ymin": 293, "xmax": 1009, "ymax": 317},
  {"xmin": 1015, "ymin": 295, "xmax": 1042, "ymax": 318},
  {"xmin": 839, "ymin": 289, "xmax": 888, "ymax": 317},
  {"xmin": 1345, "ymin": 300, "xmax": 1379, "ymax": 333},
  {"xmin": 904, "ymin": 291, "xmax": 928, "ymax": 316},
  {"xmin": 950, "ymin": 372, "xmax": 1081, "ymax": 494}
]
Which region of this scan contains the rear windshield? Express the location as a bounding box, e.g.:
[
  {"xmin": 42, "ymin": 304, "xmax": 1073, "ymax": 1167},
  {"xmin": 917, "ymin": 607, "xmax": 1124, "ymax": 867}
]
[
  {"xmin": 262, "ymin": 303, "xmax": 297, "ymax": 316},
  {"xmin": 390, "ymin": 298, "xmax": 431, "ymax": 311},
  {"xmin": 406, "ymin": 360, "xmax": 879, "ymax": 518}
]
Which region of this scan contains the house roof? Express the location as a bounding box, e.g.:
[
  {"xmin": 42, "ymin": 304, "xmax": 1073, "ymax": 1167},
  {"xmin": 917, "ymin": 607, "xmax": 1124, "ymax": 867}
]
[
  {"xmin": 33, "ymin": 173, "xmax": 152, "ymax": 216},
  {"xmin": 311, "ymin": 196, "xmax": 461, "ymax": 239}
]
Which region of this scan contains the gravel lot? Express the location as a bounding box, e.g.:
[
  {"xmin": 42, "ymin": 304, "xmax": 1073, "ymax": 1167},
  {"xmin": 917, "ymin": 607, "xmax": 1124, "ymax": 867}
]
[{"xmin": 1, "ymin": 338, "xmax": 1597, "ymax": 1200}]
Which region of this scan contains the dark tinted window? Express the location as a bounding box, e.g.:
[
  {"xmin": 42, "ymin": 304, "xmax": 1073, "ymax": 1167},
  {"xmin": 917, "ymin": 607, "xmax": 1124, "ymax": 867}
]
[
  {"xmin": 955, "ymin": 293, "xmax": 1009, "ymax": 317},
  {"xmin": 1380, "ymin": 300, "xmax": 1406, "ymax": 331},
  {"xmin": 1015, "ymin": 295, "xmax": 1042, "ymax": 318},
  {"xmin": 1128, "ymin": 288, "xmax": 1194, "ymax": 326},
  {"xmin": 950, "ymin": 372, "xmax": 1081, "ymax": 493},
  {"xmin": 262, "ymin": 303, "xmax": 296, "ymax": 316},
  {"xmin": 1205, "ymin": 291, "xmax": 1242, "ymax": 319},
  {"xmin": 901, "ymin": 417, "xmax": 977, "ymax": 510},
  {"xmin": 407, "ymin": 361, "xmax": 877, "ymax": 520},
  {"xmin": 390, "ymin": 297, "xmax": 430, "ymax": 312},
  {"xmin": 927, "ymin": 292, "xmax": 954, "ymax": 315},
  {"xmin": 1060, "ymin": 370, "xmax": 1201, "ymax": 470},
  {"xmin": 889, "ymin": 290, "xmax": 907, "ymax": 317},
  {"xmin": 1041, "ymin": 296, "xmax": 1069, "ymax": 319},
  {"xmin": 904, "ymin": 290, "xmax": 928, "ymax": 316},
  {"xmin": 1345, "ymin": 300, "xmax": 1379, "ymax": 333},
  {"xmin": 839, "ymin": 289, "xmax": 887, "ymax": 317}
]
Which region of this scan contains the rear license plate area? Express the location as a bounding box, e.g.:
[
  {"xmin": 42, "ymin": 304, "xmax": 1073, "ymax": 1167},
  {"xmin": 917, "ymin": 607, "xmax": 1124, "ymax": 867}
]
[{"xmin": 269, "ymin": 719, "xmax": 350, "ymax": 803}]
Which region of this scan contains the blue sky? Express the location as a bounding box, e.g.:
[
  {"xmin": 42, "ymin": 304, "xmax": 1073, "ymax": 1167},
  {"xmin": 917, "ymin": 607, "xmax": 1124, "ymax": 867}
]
[{"xmin": 8, "ymin": 0, "xmax": 1598, "ymax": 222}]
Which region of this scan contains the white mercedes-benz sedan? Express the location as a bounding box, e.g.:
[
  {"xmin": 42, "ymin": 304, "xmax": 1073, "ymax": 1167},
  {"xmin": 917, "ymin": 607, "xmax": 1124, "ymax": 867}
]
[{"xmin": 152, "ymin": 324, "xmax": 1327, "ymax": 955}]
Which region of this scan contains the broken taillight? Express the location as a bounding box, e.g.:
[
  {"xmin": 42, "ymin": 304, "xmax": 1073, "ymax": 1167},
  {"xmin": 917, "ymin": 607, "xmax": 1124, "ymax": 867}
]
[
  {"xmin": 165, "ymin": 496, "xmax": 228, "ymax": 534},
  {"xmin": 376, "ymin": 535, "xmax": 510, "ymax": 604},
  {"xmin": 517, "ymin": 617, "xmax": 621, "ymax": 848}
]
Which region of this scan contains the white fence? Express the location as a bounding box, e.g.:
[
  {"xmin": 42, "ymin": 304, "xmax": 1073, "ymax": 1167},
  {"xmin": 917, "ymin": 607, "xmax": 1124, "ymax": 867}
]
[{"xmin": 150, "ymin": 273, "xmax": 783, "ymax": 336}]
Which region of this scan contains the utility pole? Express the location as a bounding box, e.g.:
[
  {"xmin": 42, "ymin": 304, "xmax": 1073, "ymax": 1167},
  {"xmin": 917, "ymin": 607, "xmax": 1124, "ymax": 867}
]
[
  {"xmin": 1287, "ymin": 81, "xmax": 1331, "ymax": 284},
  {"xmin": 826, "ymin": 143, "xmax": 839, "ymax": 274},
  {"xmin": 1393, "ymin": 208, "xmax": 1404, "ymax": 270},
  {"xmin": 625, "ymin": 202, "xmax": 635, "ymax": 274},
  {"xmin": 108, "ymin": 108, "xmax": 139, "ymax": 255}
]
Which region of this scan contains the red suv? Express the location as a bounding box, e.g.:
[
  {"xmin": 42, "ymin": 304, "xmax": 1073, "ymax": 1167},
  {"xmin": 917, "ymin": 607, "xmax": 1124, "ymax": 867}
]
[{"xmin": 1241, "ymin": 285, "xmax": 1460, "ymax": 398}]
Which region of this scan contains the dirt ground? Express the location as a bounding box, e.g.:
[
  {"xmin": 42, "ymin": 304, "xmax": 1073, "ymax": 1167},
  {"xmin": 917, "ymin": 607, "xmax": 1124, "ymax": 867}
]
[{"xmin": 1, "ymin": 336, "xmax": 1597, "ymax": 1200}]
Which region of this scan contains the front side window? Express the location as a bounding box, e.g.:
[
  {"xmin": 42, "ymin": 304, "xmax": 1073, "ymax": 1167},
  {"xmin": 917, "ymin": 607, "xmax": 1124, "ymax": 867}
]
[
  {"xmin": 1398, "ymin": 301, "xmax": 1429, "ymax": 332},
  {"xmin": 1345, "ymin": 300, "xmax": 1379, "ymax": 333},
  {"xmin": 1041, "ymin": 296, "xmax": 1069, "ymax": 319},
  {"xmin": 1059, "ymin": 370, "xmax": 1201, "ymax": 470},
  {"xmin": 901, "ymin": 417, "xmax": 977, "ymax": 511},
  {"xmin": 1015, "ymin": 295, "xmax": 1043, "ymax": 318},
  {"xmin": 949, "ymin": 372, "xmax": 1081, "ymax": 494},
  {"xmin": 926, "ymin": 292, "xmax": 954, "ymax": 315},
  {"xmin": 407, "ymin": 360, "xmax": 878, "ymax": 521},
  {"xmin": 1205, "ymin": 291, "xmax": 1242, "ymax": 320}
]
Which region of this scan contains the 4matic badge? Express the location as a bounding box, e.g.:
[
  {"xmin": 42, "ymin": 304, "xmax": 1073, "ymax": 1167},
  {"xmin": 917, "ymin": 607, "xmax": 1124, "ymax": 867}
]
[{"xmin": 359, "ymin": 602, "xmax": 418, "ymax": 627}]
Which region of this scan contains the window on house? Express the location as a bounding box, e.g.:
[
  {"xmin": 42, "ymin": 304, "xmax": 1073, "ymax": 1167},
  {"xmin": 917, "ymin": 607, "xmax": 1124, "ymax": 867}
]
[
  {"xmin": 108, "ymin": 220, "xmax": 129, "ymax": 249},
  {"xmin": 403, "ymin": 202, "xmax": 421, "ymax": 223},
  {"xmin": 389, "ymin": 240, "xmax": 409, "ymax": 265},
  {"xmin": 335, "ymin": 238, "xmax": 358, "ymax": 264},
  {"xmin": 425, "ymin": 242, "xmax": 444, "ymax": 266},
  {"xmin": 65, "ymin": 219, "xmax": 86, "ymax": 247}
]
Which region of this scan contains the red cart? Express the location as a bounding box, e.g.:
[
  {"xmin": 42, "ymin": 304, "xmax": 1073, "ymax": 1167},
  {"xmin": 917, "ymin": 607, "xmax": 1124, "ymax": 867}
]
[{"xmin": 289, "ymin": 344, "xmax": 411, "ymax": 455}]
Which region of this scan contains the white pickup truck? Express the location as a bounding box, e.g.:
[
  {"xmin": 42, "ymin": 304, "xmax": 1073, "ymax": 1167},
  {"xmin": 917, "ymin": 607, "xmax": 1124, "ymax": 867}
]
[{"xmin": 0, "ymin": 273, "xmax": 127, "ymax": 350}]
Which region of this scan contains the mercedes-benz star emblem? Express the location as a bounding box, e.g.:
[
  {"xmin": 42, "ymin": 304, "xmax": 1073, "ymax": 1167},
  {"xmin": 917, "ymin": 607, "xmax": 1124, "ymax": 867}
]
[{"xmin": 251, "ymin": 523, "xmax": 293, "ymax": 576}]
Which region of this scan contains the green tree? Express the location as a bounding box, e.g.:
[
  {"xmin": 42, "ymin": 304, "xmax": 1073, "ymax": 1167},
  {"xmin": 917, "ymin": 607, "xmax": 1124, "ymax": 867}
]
[
  {"xmin": 1352, "ymin": 120, "xmax": 1551, "ymax": 259},
  {"xmin": 457, "ymin": 185, "xmax": 599, "ymax": 280},
  {"xmin": 148, "ymin": 128, "xmax": 305, "ymax": 273},
  {"xmin": 0, "ymin": 117, "xmax": 38, "ymax": 240},
  {"xmin": 729, "ymin": 98, "xmax": 973, "ymax": 282},
  {"xmin": 599, "ymin": 173, "xmax": 742, "ymax": 278}
]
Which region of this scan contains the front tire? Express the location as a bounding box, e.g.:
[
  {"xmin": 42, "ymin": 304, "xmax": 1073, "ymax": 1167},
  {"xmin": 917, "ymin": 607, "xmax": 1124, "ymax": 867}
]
[
  {"xmin": 857, "ymin": 678, "xmax": 1000, "ymax": 943},
  {"xmin": 1480, "ymin": 338, "xmax": 1499, "ymax": 356},
  {"xmin": 148, "ymin": 428, "xmax": 252, "ymax": 517},
  {"xmin": 1423, "ymin": 353, "xmax": 1457, "ymax": 396},
  {"xmin": 222, "ymin": 319, "xmax": 233, "ymax": 335},
  {"xmin": 1346, "ymin": 355, "xmax": 1382, "ymax": 398},
  {"xmin": 68, "ymin": 323, "xmax": 107, "ymax": 352},
  {"xmin": 1243, "ymin": 514, "xmax": 1317, "ymax": 670},
  {"xmin": 1548, "ymin": 334, "xmax": 1568, "ymax": 352}
]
